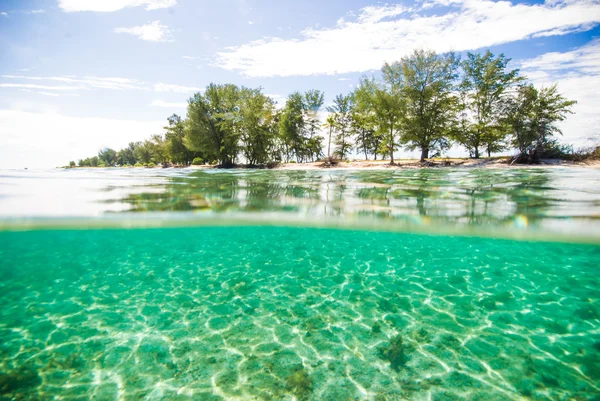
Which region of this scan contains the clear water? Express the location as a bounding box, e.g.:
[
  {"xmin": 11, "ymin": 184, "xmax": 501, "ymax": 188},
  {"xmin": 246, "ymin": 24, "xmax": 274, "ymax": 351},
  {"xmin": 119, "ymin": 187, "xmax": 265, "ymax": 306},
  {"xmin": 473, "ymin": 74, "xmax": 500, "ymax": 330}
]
[{"xmin": 0, "ymin": 168, "xmax": 599, "ymax": 400}]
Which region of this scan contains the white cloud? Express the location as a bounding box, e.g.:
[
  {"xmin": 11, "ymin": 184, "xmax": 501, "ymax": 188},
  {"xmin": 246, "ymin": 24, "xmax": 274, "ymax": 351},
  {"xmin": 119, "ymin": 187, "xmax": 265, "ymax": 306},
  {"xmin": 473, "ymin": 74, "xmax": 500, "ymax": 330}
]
[
  {"xmin": 1, "ymin": 75, "xmax": 147, "ymax": 91},
  {"xmin": 1, "ymin": 75, "xmax": 202, "ymax": 95},
  {"xmin": 248, "ymin": 20, "xmax": 254, "ymax": 25},
  {"xmin": 1, "ymin": 12, "xmax": 7, "ymax": 16},
  {"xmin": 520, "ymin": 40, "xmax": 600, "ymax": 146},
  {"xmin": 153, "ymin": 83, "xmax": 201, "ymax": 93},
  {"xmin": 29, "ymin": 9, "xmax": 45, "ymax": 14},
  {"xmin": 0, "ymin": 83, "xmax": 85, "ymax": 91},
  {"xmin": 58, "ymin": 0, "xmax": 176, "ymax": 12},
  {"xmin": 151, "ymin": 100, "xmax": 188, "ymax": 108},
  {"xmin": 216, "ymin": 0, "xmax": 600, "ymax": 77},
  {"xmin": 114, "ymin": 20, "xmax": 173, "ymax": 42},
  {"xmin": 0, "ymin": 110, "xmax": 164, "ymax": 168}
]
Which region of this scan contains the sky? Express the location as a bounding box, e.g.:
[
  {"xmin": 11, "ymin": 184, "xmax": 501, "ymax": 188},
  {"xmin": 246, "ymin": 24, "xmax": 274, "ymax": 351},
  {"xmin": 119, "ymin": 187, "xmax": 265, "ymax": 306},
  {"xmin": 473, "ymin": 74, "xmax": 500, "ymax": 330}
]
[{"xmin": 0, "ymin": 0, "xmax": 599, "ymax": 168}]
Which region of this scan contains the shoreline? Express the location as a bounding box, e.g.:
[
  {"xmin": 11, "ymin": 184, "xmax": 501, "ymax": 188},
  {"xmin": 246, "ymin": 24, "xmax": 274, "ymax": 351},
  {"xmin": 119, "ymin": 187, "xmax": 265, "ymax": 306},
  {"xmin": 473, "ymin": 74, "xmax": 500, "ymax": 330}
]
[
  {"xmin": 61, "ymin": 157, "xmax": 600, "ymax": 170},
  {"xmin": 187, "ymin": 157, "xmax": 600, "ymax": 170}
]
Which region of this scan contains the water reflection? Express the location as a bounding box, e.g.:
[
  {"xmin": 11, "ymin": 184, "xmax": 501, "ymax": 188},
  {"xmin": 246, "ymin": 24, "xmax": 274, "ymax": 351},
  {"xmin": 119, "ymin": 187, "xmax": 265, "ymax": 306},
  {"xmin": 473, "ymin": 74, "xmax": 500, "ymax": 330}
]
[
  {"xmin": 0, "ymin": 167, "xmax": 598, "ymax": 238},
  {"xmin": 107, "ymin": 168, "xmax": 597, "ymax": 229}
]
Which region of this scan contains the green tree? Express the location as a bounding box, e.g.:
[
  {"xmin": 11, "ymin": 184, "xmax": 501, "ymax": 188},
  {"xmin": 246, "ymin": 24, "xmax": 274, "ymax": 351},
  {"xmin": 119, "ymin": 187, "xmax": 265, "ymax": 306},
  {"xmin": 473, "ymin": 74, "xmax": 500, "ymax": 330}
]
[
  {"xmin": 506, "ymin": 84, "xmax": 576, "ymax": 163},
  {"xmin": 184, "ymin": 84, "xmax": 241, "ymax": 166},
  {"xmin": 279, "ymin": 92, "xmax": 306, "ymax": 163},
  {"xmin": 358, "ymin": 74, "xmax": 404, "ymax": 164},
  {"xmin": 391, "ymin": 50, "xmax": 459, "ymax": 161},
  {"xmin": 351, "ymin": 85, "xmax": 378, "ymax": 160},
  {"xmin": 150, "ymin": 134, "xmax": 168, "ymax": 165},
  {"xmin": 303, "ymin": 90, "xmax": 325, "ymax": 162},
  {"xmin": 323, "ymin": 114, "xmax": 336, "ymax": 158},
  {"xmin": 117, "ymin": 142, "xmax": 139, "ymax": 165},
  {"xmin": 165, "ymin": 114, "xmax": 197, "ymax": 165},
  {"xmin": 456, "ymin": 51, "xmax": 522, "ymax": 158},
  {"xmin": 98, "ymin": 148, "xmax": 117, "ymax": 166},
  {"xmin": 328, "ymin": 94, "xmax": 353, "ymax": 160},
  {"xmin": 238, "ymin": 88, "xmax": 277, "ymax": 165},
  {"xmin": 134, "ymin": 140, "xmax": 155, "ymax": 165}
]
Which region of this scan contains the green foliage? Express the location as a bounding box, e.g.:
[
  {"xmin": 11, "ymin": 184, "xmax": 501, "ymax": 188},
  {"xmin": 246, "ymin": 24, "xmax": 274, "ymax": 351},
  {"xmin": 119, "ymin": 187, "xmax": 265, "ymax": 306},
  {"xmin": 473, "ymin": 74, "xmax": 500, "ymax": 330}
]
[
  {"xmin": 134, "ymin": 162, "xmax": 143, "ymax": 167},
  {"xmin": 117, "ymin": 142, "xmax": 139, "ymax": 166},
  {"xmin": 455, "ymin": 51, "xmax": 522, "ymax": 158},
  {"xmin": 69, "ymin": 49, "xmax": 579, "ymax": 167},
  {"xmin": 134, "ymin": 140, "xmax": 155, "ymax": 165},
  {"xmin": 358, "ymin": 73, "xmax": 404, "ymax": 164},
  {"xmin": 394, "ymin": 49, "xmax": 459, "ymax": 161},
  {"xmin": 165, "ymin": 114, "xmax": 200, "ymax": 165},
  {"xmin": 98, "ymin": 148, "xmax": 117, "ymax": 166},
  {"xmin": 328, "ymin": 93, "xmax": 354, "ymax": 160},
  {"xmin": 184, "ymin": 84, "xmax": 241, "ymax": 166},
  {"xmin": 192, "ymin": 157, "xmax": 204, "ymax": 165},
  {"xmin": 68, "ymin": 161, "xmax": 75, "ymax": 168},
  {"xmin": 506, "ymin": 84, "xmax": 576, "ymax": 163},
  {"xmin": 238, "ymin": 88, "xmax": 278, "ymax": 165},
  {"xmin": 78, "ymin": 156, "xmax": 99, "ymax": 167}
]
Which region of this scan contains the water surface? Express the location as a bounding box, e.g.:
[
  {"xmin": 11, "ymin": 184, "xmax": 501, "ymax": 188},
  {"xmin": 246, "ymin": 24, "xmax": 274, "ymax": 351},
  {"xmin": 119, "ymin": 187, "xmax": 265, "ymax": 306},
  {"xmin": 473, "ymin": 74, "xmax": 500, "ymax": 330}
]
[{"xmin": 0, "ymin": 168, "xmax": 599, "ymax": 400}]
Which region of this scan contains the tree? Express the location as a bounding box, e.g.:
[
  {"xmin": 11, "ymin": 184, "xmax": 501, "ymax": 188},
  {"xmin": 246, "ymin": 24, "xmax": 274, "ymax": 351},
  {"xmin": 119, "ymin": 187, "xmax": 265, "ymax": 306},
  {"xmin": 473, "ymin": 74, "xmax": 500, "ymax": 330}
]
[
  {"xmin": 323, "ymin": 115, "xmax": 336, "ymax": 158},
  {"xmin": 134, "ymin": 140, "xmax": 155, "ymax": 165},
  {"xmin": 456, "ymin": 51, "xmax": 522, "ymax": 158},
  {"xmin": 328, "ymin": 94, "xmax": 353, "ymax": 160},
  {"xmin": 351, "ymin": 86, "xmax": 378, "ymax": 160},
  {"xmin": 184, "ymin": 84, "xmax": 241, "ymax": 166},
  {"xmin": 391, "ymin": 49, "xmax": 459, "ymax": 161},
  {"xmin": 279, "ymin": 92, "xmax": 306, "ymax": 162},
  {"xmin": 98, "ymin": 148, "xmax": 117, "ymax": 166},
  {"xmin": 165, "ymin": 114, "xmax": 197, "ymax": 165},
  {"xmin": 117, "ymin": 142, "xmax": 139, "ymax": 165},
  {"xmin": 358, "ymin": 74, "xmax": 404, "ymax": 164},
  {"xmin": 303, "ymin": 90, "xmax": 325, "ymax": 162},
  {"xmin": 238, "ymin": 88, "xmax": 277, "ymax": 165},
  {"xmin": 150, "ymin": 134, "xmax": 168, "ymax": 165},
  {"xmin": 506, "ymin": 84, "xmax": 576, "ymax": 163}
]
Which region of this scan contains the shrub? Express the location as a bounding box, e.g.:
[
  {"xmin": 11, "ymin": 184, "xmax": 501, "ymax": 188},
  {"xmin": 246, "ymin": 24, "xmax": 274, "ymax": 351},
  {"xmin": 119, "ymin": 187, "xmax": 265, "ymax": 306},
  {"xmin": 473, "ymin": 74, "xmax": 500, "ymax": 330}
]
[
  {"xmin": 192, "ymin": 157, "xmax": 204, "ymax": 165},
  {"xmin": 134, "ymin": 162, "xmax": 143, "ymax": 167},
  {"xmin": 146, "ymin": 162, "xmax": 156, "ymax": 168}
]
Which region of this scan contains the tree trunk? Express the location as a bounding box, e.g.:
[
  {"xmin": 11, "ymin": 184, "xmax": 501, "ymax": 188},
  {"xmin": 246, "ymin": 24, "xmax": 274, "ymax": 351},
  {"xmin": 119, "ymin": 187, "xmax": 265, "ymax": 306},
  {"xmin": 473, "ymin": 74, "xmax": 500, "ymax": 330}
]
[
  {"xmin": 327, "ymin": 126, "xmax": 332, "ymax": 158},
  {"xmin": 474, "ymin": 146, "xmax": 479, "ymax": 159},
  {"xmin": 487, "ymin": 148, "xmax": 491, "ymax": 157},
  {"xmin": 420, "ymin": 146, "xmax": 429, "ymax": 162},
  {"xmin": 389, "ymin": 125, "xmax": 394, "ymax": 165}
]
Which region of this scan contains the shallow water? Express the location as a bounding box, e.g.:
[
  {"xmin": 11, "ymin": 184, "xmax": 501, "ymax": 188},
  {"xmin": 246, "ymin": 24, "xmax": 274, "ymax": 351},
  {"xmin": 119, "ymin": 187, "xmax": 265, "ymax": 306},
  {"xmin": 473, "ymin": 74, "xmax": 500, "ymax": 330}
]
[
  {"xmin": 1, "ymin": 227, "xmax": 599, "ymax": 400},
  {"xmin": 0, "ymin": 168, "xmax": 599, "ymax": 400},
  {"xmin": 1, "ymin": 167, "xmax": 599, "ymax": 241}
]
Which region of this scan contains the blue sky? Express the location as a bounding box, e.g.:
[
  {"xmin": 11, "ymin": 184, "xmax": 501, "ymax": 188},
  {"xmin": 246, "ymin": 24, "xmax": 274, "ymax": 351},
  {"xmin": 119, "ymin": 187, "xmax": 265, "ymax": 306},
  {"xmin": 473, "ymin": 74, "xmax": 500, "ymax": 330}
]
[{"xmin": 1, "ymin": 0, "xmax": 599, "ymax": 167}]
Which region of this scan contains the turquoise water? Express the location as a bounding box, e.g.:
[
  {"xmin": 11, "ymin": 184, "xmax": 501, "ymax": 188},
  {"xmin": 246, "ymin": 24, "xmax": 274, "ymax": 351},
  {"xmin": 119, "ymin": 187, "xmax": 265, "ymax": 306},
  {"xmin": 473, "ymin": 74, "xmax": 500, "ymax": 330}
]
[{"xmin": 0, "ymin": 168, "xmax": 599, "ymax": 400}]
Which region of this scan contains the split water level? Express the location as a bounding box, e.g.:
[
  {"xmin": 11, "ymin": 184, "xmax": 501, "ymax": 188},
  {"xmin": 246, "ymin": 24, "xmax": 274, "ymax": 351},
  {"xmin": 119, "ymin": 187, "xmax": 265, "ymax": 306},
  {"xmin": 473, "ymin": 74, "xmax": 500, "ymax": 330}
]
[{"xmin": 0, "ymin": 167, "xmax": 599, "ymax": 401}]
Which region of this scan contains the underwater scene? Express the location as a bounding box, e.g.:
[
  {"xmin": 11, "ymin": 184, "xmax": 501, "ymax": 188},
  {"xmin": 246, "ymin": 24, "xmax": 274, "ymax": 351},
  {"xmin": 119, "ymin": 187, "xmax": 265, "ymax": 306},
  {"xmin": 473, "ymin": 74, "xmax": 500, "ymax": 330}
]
[{"xmin": 0, "ymin": 168, "xmax": 599, "ymax": 401}]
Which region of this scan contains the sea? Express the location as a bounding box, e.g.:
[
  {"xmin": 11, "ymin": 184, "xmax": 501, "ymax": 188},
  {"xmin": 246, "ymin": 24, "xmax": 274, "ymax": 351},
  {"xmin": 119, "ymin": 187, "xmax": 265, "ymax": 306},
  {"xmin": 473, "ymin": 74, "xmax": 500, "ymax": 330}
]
[{"xmin": 0, "ymin": 167, "xmax": 599, "ymax": 401}]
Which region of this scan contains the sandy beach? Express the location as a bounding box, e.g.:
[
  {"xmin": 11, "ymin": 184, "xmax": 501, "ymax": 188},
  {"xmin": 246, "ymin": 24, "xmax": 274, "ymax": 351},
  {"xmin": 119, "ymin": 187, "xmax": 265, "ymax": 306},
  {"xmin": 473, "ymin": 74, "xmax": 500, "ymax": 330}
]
[{"xmin": 186, "ymin": 157, "xmax": 600, "ymax": 170}]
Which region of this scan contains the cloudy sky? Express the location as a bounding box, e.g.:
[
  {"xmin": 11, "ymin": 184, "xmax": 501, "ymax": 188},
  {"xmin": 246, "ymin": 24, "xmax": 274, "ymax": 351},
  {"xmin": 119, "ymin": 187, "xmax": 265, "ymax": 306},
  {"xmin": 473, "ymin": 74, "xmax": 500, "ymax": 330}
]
[{"xmin": 1, "ymin": 0, "xmax": 599, "ymax": 167}]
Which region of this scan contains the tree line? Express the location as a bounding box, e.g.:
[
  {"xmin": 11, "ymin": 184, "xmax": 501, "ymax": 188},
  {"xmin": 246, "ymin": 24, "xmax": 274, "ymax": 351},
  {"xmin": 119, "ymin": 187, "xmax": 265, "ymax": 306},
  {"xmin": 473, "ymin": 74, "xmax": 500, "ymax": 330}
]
[{"xmin": 74, "ymin": 49, "xmax": 576, "ymax": 168}]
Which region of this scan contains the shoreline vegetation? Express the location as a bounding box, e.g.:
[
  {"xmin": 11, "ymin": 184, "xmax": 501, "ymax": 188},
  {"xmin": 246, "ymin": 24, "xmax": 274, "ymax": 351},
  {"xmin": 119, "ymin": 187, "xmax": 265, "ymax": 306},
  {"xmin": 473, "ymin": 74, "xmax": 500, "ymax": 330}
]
[
  {"xmin": 65, "ymin": 157, "xmax": 600, "ymax": 170},
  {"xmin": 67, "ymin": 49, "xmax": 598, "ymax": 170}
]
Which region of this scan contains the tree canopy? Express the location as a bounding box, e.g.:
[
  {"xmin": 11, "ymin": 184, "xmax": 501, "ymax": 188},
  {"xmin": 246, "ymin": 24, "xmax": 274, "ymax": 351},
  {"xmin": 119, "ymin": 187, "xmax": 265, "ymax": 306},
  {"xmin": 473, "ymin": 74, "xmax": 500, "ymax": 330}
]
[{"xmin": 73, "ymin": 48, "xmax": 577, "ymax": 167}]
